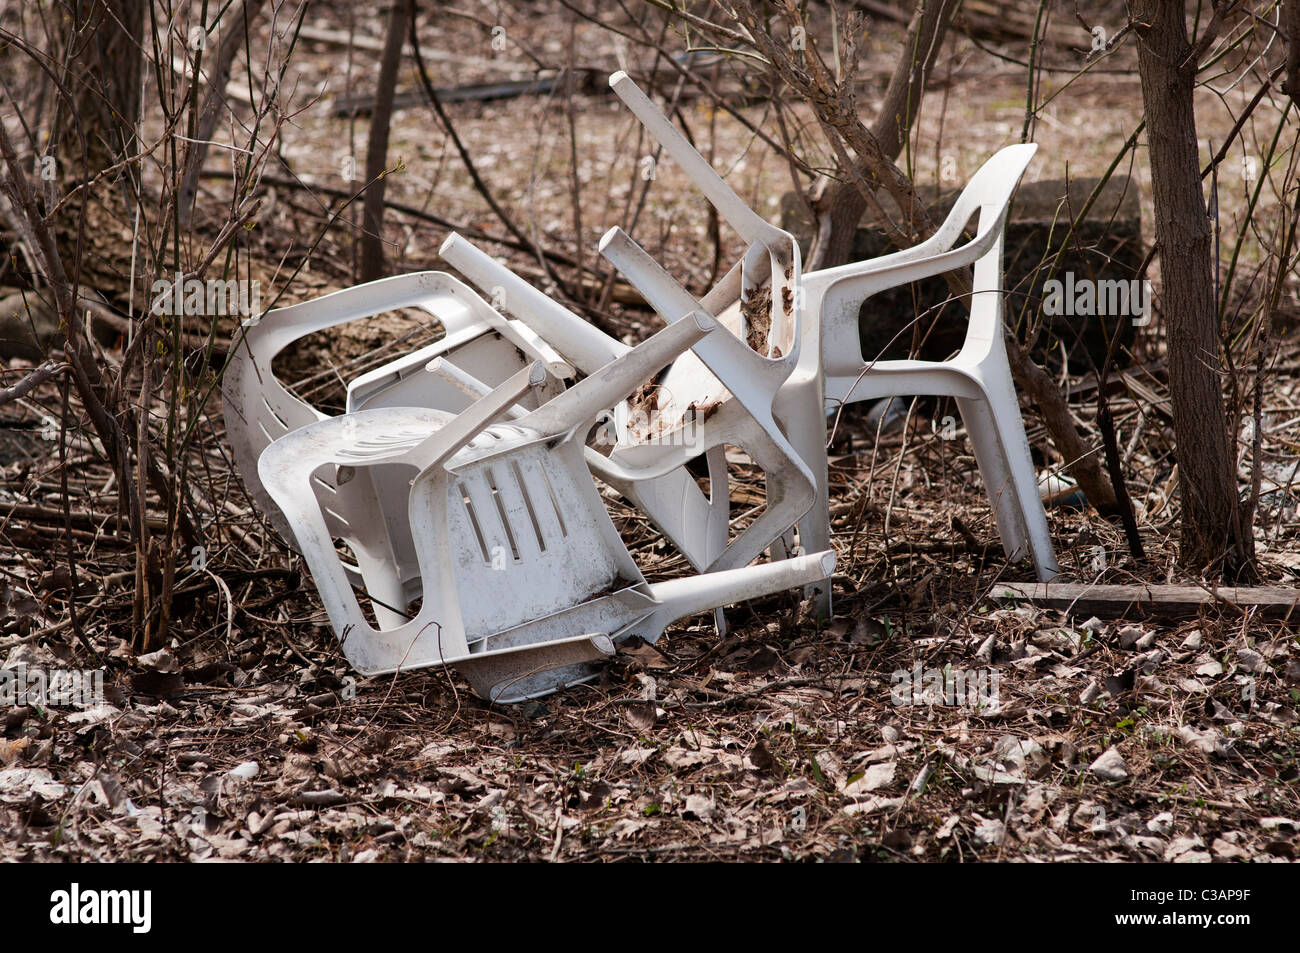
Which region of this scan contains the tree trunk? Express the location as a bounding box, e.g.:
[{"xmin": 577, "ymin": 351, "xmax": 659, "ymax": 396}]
[
  {"xmin": 1134, "ymin": 0, "xmax": 1255, "ymax": 579},
  {"xmin": 47, "ymin": 0, "xmax": 144, "ymax": 295},
  {"xmin": 1284, "ymin": 0, "xmax": 1300, "ymax": 107},
  {"xmin": 179, "ymin": 1, "xmax": 263, "ymax": 229},
  {"xmin": 359, "ymin": 0, "xmax": 413, "ymax": 282},
  {"xmin": 57, "ymin": 0, "xmax": 143, "ymax": 177}
]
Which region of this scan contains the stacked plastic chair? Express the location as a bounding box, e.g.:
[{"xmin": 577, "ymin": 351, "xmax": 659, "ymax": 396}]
[{"xmin": 579, "ymin": 73, "xmax": 1058, "ymax": 609}]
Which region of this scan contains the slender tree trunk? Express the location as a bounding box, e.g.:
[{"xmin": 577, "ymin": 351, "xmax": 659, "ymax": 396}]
[
  {"xmin": 1134, "ymin": 0, "xmax": 1255, "ymax": 579},
  {"xmin": 179, "ymin": 0, "xmax": 262, "ymax": 228},
  {"xmin": 49, "ymin": 0, "xmax": 144, "ymax": 294},
  {"xmin": 1284, "ymin": 0, "xmax": 1300, "ymax": 107},
  {"xmin": 359, "ymin": 0, "xmax": 412, "ymax": 281}
]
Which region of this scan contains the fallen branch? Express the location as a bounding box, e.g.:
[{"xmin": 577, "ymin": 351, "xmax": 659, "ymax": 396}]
[{"xmin": 0, "ymin": 360, "xmax": 66, "ymax": 406}]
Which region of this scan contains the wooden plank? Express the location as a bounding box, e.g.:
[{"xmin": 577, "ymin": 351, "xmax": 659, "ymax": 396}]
[{"xmin": 990, "ymin": 582, "xmax": 1300, "ymax": 621}]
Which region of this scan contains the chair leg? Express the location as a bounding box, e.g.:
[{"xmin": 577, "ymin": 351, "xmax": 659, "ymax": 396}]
[
  {"xmin": 703, "ymin": 445, "xmax": 731, "ymax": 636},
  {"xmin": 702, "ymin": 445, "xmax": 731, "ymax": 563},
  {"xmin": 353, "ymin": 555, "xmax": 413, "ymax": 631},
  {"xmin": 614, "ymin": 453, "xmax": 727, "ymax": 572},
  {"xmin": 635, "ymin": 549, "xmax": 837, "ymax": 638},
  {"xmin": 440, "ymin": 233, "xmax": 627, "ymax": 375},
  {"xmin": 633, "ymin": 448, "xmax": 731, "ymax": 634},
  {"xmin": 955, "ymin": 395, "xmax": 1027, "ymax": 557},
  {"xmin": 956, "ymin": 379, "xmax": 1059, "ymax": 580},
  {"xmin": 704, "ymin": 426, "xmax": 815, "ymax": 575},
  {"xmin": 780, "ymin": 382, "xmax": 834, "ymax": 614},
  {"xmin": 259, "ymin": 460, "xmax": 378, "ymax": 654}
]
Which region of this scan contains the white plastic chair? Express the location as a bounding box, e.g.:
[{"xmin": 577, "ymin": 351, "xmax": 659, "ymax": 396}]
[
  {"xmin": 788, "ymin": 143, "xmax": 1061, "ymax": 607},
  {"xmin": 440, "ymin": 231, "xmax": 816, "ymax": 580},
  {"xmin": 222, "ymin": 271, "xmax": 571, "ymax": 628},
  {"xmin": 256, "ymin": 313, "xmax": 836, "ymax": 702},
  {"xmin": 428, "ymin": 236, "xmax": 716, "ymax": 590}
]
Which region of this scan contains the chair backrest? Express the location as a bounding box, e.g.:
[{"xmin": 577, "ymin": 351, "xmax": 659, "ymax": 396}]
[
  {"xmin": 806, "ymin": 144, "xmax": 1037, "ymax": 377},
  {"xmin": 222, "ymin": 271, "xmax": 542, "ymax": 538},
  {"xmin": 264, "ymin": 416, "xmax": 652, "ymax": 672},
  {"xmin": 432, "ymin": 433, "xmax": 644, "ymax": 641},
  {"xmin": 258, "ymin": 317, "xmax": 713, "ymax": 673},
  {"xmin": 224, "ymin": 272, "xmax": 573, "ymax": 628},
  {"xmin": 342, "ymin": 325, "xmax": 567, "ymax": 599},
  {"xmin": 406, "ymin": 315, "xmax": 714, "ymax": 651}
]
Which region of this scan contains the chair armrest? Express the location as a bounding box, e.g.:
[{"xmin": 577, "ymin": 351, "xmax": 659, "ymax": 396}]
[
  {"xmin": 804, "ymin": 226, "xmax": 997, "ymax": 304},
  {"xmin": 440, "ymin": 232, "xmax": 628, "ymax": 376},
  {"xmin": 248, "ymin": 271, "xmax": 506, "ymax": 360},
  {"xmin": 410, "ymin": 362, "xmax": 548, "ymax": 470},
  {"xmin": 520, "ymin": 313, "xmax": 715, "ymax": 438},
  {"xmin": 804, "ymin": 142, "xmax": 1037, "ymax": 327}
]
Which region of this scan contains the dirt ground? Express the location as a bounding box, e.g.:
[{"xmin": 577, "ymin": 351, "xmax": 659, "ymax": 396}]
[{"xmin": 1, "ymin": 2, "xmax": 1298, "ymax": 862}]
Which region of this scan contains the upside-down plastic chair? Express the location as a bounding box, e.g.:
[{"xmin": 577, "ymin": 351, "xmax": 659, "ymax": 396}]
[
  {"xmin": 256, "ymin": 314, "xmax": 836, "ymax": 702},
  {"xmin": 788, "ymin": 143, "xmax": 1060, "ymax": 607},
  {"xmin": 222, "ymin": 271, "xmax": 571, "ymax": 628},
  {"xmin": 436, "ymin": 72, "xmax": 816, "ymax": 587}
]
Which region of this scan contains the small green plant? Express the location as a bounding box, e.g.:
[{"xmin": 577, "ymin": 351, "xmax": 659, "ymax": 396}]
[{"xmin": 809, "ymin": 755, "xmax": 826, "ymax": 788}]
